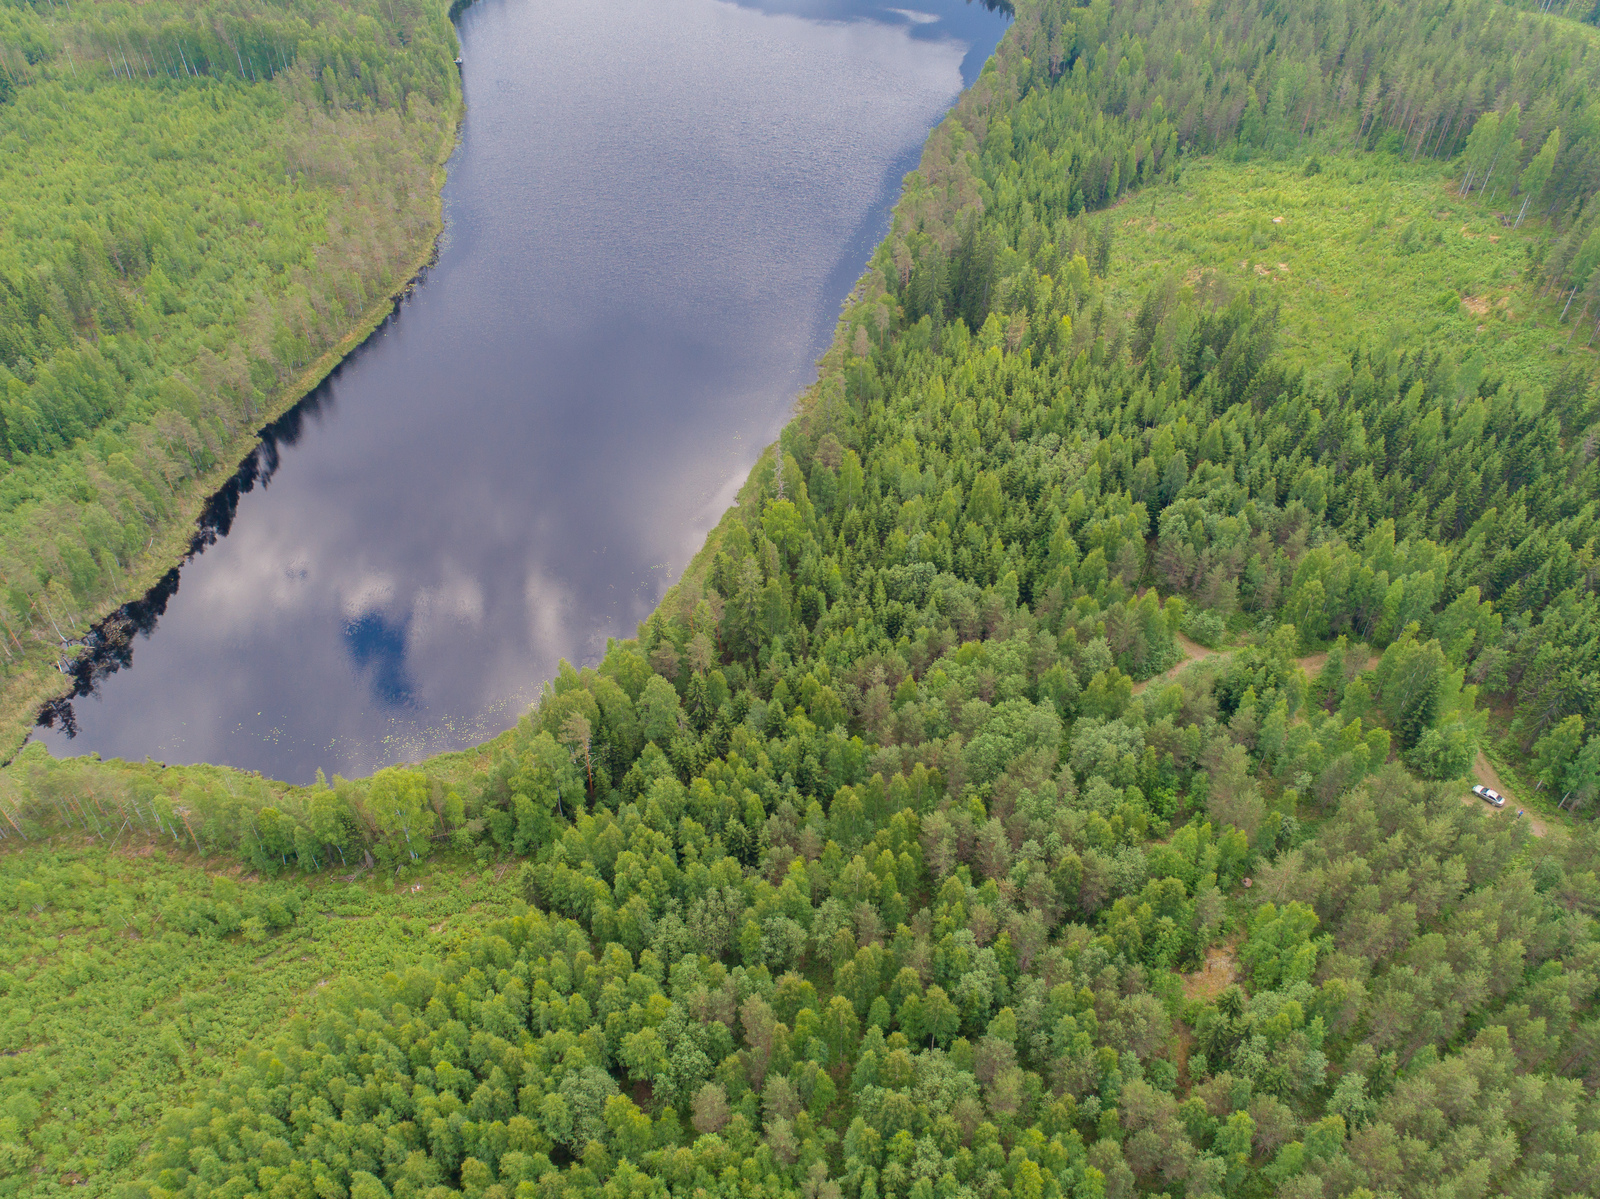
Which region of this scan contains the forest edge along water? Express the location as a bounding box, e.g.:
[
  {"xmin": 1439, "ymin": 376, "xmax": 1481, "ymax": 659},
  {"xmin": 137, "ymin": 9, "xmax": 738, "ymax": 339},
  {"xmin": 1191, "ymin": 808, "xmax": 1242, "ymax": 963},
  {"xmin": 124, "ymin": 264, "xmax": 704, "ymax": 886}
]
[
  {"xmin": 0, "ymin": 84, "xmax": 464, "ymax": 764},
  {"xmin": 36, "ymin": 349, "xmax": 386, "ymax": 740},
  {"xmin": 16, "ymin": 0, "xmax": 1014, "ymax": 781}
]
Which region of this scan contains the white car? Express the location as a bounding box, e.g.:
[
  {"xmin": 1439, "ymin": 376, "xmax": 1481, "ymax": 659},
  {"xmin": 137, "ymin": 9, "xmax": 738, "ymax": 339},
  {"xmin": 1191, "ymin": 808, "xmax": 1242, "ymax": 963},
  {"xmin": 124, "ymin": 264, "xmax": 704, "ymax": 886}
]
[{"xmin": 1472, "ymin": 784, "xmax": 1506, "ymax": 808}]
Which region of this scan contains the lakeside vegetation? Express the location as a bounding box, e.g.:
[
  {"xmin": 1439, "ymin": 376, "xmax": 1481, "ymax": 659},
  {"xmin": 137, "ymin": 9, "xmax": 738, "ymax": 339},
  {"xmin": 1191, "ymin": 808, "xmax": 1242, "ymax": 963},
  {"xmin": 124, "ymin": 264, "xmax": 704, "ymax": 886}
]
[
  {"xmin": 6, "ymin": 0, "xmax": 1600, "ymax": 1196},
  {"xmin": 0, "ymin": 0, "xmax": 465, "ymax": 754},
  {"xmin": 0, "ymin": 841, "xmax": 519, "ymax": 1194}
]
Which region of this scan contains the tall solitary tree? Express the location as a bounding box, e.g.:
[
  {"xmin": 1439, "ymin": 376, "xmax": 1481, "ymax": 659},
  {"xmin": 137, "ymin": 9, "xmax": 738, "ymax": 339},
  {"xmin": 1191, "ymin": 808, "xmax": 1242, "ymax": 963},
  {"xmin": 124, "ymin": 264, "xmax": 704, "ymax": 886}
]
[
  {"xmin": 560, "ymin": 710, "xmax": 594, "ymax": 799},
  {"xmin": 1516, "ymin": 128, "xmax": 1560, "ymax": 226}
]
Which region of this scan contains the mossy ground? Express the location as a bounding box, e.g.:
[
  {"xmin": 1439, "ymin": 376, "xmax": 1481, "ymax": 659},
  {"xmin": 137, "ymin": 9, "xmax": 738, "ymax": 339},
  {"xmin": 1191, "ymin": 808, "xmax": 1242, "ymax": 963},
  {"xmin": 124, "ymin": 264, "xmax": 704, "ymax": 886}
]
[
  {"xmin": 1110, "ymin": 149, "xmax": 1586, "ymax": 392},
  {"xmin": 0, "ymin": 838, "xmax": 519, "ymax": 1196}
]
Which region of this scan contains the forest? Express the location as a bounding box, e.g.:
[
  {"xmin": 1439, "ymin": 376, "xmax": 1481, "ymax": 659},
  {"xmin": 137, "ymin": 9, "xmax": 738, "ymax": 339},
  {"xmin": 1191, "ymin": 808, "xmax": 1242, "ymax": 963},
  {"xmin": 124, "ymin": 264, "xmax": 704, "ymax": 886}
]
[
  {"xmin": 5, "ymin": 0, "xmax": 1600, "ymax": 1195},
  {"xmin": 0, "ymin": 0, "xmax": 464, "ymax": 751}
]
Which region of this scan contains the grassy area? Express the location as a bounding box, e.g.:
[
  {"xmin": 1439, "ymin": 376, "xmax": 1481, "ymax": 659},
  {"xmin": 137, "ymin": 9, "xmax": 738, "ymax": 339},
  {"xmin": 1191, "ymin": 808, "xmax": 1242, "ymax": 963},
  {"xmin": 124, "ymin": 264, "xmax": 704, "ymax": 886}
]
[
  {"xmin": 0, "ymin": 840, "xmax": 520, "ymax": 1197},
  {"xmin": 1110, "ymin": 148, "xmax": 1580, "ymax": 392}
]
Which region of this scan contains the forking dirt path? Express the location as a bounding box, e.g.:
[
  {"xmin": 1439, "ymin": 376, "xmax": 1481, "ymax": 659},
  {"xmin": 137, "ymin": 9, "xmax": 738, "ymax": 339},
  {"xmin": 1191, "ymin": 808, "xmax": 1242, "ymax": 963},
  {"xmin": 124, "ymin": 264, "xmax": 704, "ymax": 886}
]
[
  {"xmin": 1133, "ymin": 636, "xmax": 1553, "ymax": 838},
  {"xmin": 1130, "ymin": 632, "xmax": 1223, "ymax": 694},
  {"xmin": 1129, "ymin": 635, "xmax": 1333, "ymax": 694}
]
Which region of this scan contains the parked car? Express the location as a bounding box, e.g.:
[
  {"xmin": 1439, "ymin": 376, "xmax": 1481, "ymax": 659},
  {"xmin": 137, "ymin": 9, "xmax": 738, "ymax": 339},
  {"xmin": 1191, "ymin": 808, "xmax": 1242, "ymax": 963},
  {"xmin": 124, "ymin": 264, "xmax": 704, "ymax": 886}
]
[{"xmin": 1472, "ymin": 784, "xmax": 1506, "ymax": 808}]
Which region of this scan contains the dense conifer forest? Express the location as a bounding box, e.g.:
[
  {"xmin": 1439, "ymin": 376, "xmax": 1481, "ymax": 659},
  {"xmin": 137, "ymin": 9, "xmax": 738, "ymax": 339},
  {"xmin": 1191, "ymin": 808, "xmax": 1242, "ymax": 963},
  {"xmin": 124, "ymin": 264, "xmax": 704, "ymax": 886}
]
[
  {"xmin": 7, "ymin": 0, "xmax": 1600, "ymax": 1197},
  {"xmin": 0, "ymin": 0, "xmax": 463, "ymax": 748}
]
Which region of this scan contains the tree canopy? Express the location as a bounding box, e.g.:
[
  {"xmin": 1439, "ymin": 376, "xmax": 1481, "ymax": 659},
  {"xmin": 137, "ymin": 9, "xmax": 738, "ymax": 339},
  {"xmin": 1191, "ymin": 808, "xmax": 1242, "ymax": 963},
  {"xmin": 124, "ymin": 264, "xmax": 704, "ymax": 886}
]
[{"xmin": 6, "ymin": 0, "xmax": 1600, "ymax": 1196}]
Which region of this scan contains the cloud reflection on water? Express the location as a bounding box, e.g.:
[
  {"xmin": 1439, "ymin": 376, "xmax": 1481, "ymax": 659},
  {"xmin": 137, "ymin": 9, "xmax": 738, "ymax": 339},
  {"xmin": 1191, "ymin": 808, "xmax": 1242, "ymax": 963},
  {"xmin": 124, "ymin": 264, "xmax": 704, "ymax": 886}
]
[{"xmin": 34, "ymin": 0, "xmax": 1006, "ymax": 781}]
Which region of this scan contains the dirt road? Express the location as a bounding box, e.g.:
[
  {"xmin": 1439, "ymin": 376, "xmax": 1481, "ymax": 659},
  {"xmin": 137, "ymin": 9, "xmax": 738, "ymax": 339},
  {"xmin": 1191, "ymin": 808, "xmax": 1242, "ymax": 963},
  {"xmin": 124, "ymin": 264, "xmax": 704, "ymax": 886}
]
[
  {"xmin": 1466, "ymin": 750, "xmax": 1548, "ymax": 837},
  {"xmin": 1132, "ymin": 633, "xmax": 1222, "ymax": 694},
  {"xmin": 1131, "ymin": 637, "xmax": 1341, "ymax": 696},
  {"xmin": 1131, "ymin": 631, "xmax": 1553, "ymax": 837}
]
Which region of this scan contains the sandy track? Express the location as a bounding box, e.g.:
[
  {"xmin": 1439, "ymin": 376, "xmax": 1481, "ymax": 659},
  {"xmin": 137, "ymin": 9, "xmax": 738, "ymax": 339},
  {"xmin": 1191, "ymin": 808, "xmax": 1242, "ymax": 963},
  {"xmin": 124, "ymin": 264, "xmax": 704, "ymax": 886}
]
[
  {"xmin": 1133, "ymin": 644, "xmax": 1552, "ymax": 836},
  {"xmin": 1132, "ymin": 633, "xmax": 1222, "ymax": 694},
  {"xmin": 1466, "ymin": 750, "xmax": 1548, "ymax": 837},
  {"xmin": 1130, "ymin": 637, "xmax": 1551, "ymax": 837}
]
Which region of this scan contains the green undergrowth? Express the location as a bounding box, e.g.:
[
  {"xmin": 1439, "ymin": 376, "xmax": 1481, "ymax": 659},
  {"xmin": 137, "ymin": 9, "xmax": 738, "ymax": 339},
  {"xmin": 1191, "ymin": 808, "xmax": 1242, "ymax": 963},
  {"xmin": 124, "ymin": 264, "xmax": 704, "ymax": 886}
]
[
  {"xmin": 0, "ymin": 842, "xmax": 520, "ymax": 1195},
  {"xmin": 1111, "ymin": 151, "xmax": 1580, "ymax": 390}
]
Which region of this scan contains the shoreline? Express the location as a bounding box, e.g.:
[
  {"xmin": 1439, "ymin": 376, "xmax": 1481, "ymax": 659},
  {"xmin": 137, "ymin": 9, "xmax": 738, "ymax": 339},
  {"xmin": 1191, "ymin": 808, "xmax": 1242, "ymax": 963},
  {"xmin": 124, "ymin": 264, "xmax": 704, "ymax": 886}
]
[
  {"xmin": 3, "ymin": 2, "xmax": 1003, "ymax": 778},
  {"xmin": 0, "ymin": 97, "xmax": 467, "ymax": 767}
]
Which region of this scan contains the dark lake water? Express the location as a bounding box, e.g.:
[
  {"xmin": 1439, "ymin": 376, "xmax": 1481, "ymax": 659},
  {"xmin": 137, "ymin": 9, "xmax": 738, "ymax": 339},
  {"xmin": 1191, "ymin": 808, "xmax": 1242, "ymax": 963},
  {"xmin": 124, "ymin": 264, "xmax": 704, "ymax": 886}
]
[{"xmin": 36, "ymin": 0, "xmax": 1009, "ymax": 783}]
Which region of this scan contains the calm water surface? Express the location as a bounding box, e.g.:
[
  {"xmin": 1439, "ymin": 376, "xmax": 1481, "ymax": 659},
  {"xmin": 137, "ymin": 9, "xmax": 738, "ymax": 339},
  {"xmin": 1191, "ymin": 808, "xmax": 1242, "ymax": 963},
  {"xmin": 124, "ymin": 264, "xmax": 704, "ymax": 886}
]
[{"xmin": 37, "ymin": 0, "xmax": 1009, "ymax": 782}]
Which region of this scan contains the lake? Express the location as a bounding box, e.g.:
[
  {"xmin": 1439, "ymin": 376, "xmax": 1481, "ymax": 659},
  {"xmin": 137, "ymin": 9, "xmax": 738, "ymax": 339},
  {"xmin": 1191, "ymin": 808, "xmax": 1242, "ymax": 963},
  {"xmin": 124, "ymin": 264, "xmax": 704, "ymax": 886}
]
[{"xmin": 35, "ymin": 0, "xmax": 1010, "ymax": 783}]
